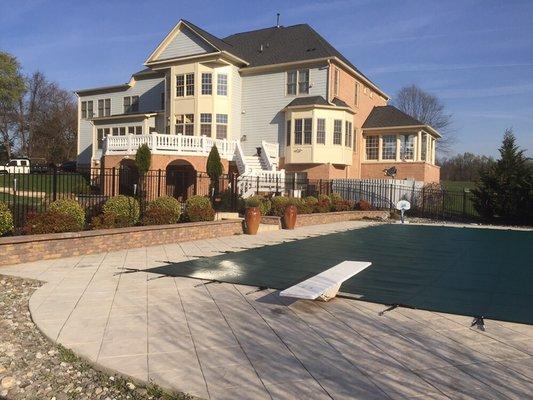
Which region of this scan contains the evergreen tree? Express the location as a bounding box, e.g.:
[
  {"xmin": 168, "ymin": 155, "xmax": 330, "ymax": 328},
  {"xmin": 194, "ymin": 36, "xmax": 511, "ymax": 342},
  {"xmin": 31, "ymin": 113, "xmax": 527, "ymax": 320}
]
[
  {"xmin": 206, "ymin": 145, "xmax": 223, "ymax": 197},
  {"xmin": 471, "ymin": 129, "xmax": 532, "ymax": 224},
  {"xmin": 135, "ymin": 143, "xmax": 151, "ymax": 201}
]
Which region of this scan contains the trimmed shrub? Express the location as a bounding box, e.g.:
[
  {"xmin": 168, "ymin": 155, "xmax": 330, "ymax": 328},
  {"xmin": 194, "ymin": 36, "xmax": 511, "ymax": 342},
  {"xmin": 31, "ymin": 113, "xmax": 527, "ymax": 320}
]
[
  {"xmin": 270, "ymin": 196, "xmax": 291, "ymax": 217},
  {"xmin": 147, "ymin": 196, "xmax": 181, "ymax": 223},
  {"xmin": 315, "ymin": 195, "xmax": 331, "ymax": 213},
  {"xmin": 304, "ymin": 196, "xmax": 318, "ymax": 213},
  {"xmin": 49, "ymin": 198, "xmax": 86, "ymax": 230},
  {"xmin": 184, "ymin": 195, "xmax": 215, "ymax": 222},
  {"xmin": 355, "ymin": 199, "xmax": 373, "ymax": 211},
  {"xmin": 329, "ymin": 193, "xmax": 343, "ymax": 203},
  {"xmin": 142, "ymin": 207, "xmax": 179, "ymax": 226},
  {"xmin": 90, "ymin": 212, "xmax": 131, "ymax": 230},
  {"xmin": 0, "ymin": 202, "xmax": 14, "ymax": 236},
  {"xmin": 331, "ymin": 199, "xmax": 353, "ymax": 212},
  {"xmin": 102, "ymin": 195, "xmax": 140, "ymax": 226},
  {"xmin": 245, "ymin": 196, "xmax": 271, "ymax": 215},
  {"xmin": 23, "ymin": 211, "xmax": 81, "ymax": 235}
]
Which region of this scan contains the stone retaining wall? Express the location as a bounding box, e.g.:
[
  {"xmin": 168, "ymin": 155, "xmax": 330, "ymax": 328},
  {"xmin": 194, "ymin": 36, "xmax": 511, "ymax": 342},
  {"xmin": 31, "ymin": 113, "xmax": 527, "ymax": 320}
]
[
  {"xmin": 0, "ymin": 220, "xmax": 243, "ymax": 267},
  {"xmin": 0, "ymin": 210, "xmax": 388, "ymax": 266},
  {"xmin": 295, "ymin": 210, "xmax": 388, "ymax": 227}
]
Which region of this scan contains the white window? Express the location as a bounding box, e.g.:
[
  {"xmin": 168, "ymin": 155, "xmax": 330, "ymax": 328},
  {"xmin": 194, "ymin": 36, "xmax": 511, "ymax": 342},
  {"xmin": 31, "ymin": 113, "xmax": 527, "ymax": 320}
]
[
  {"xmin": 286, "ymin": 120, "xmax": 291, "ymax": 146},
  {"xmin": 135, "ymin": 126, "xmax": 142, "ymax": 135},
  {"xmin": 400, "ymin": 134, "xmax": 415, "ymax": 160},
  {"xmin": 200, "ymin": 113, "xmax": 212, "ymax": 136},
  {"xmin": 333, "ymin": 120, "xmax": 342, "ymax": 145},
  {"xmin": 97, "ymin": 99, "xmax": 111, "ymax": 117},
  {"xmin": 112, "ymin": 127, "xmax": 119, "ymax": 136},
  {"xmin": 98, "ymin": 99, "xmax": 104, "ymax": 117},
  {"xmin": 294, "ymin": 119, "xmax": 303, "ymax": 145},
  {"xmin": 333, "ymin": 68, "xmax": 340, "ymax": 96},
  {"xmin": 81, "ymin": 101, "xmax": 87, "ymax": 119},
  {"xmin": 176, "ymin": 73, "xmax": 194, "ymax": 97},
  {"xmin": 123, "ymin": 96, "xmax": 138, "ymax": 113},
  {"xmin": 345, "ymin": 121, "xmax": 353, "ymax": 148},
  {"xmin": 128, "ymin": 126, "xmax": 135, "ymax": 135},
  {"xmin": 216, "ymin": 114, "xmax": 228, "ymax": 139},
  {"xmin": 317, "ymin": 118, "xmax": 326, "ymax": 144},
  {"xmin": 382, "ymin": 135, "xmax": 397, "ymax": 160},
  {"xmin": 287, "ymin": 71, "xmax": 297, "ymax": 95},
  {"xmin": 287, "ymin": 69, "xmax": 309, "ymax": 95},
  {"xmin": 201, "ymin": 73, "xmax": 212, "ymax": 95},
  {"xmin": 217, "ymin": 74, "xmax": 228, "ymax": 96},
  {"xmin": 366, "ymin": 136, "xmax": 379, "ymax": 160},
  {"xmin": 97, "ymin": 128, "xmax": 109, "ymax": 149},
  {"xmin": 176, "ymin": 114, "xmax": 194, "ymax": 135},
  {"xmin": 105, "ymin": 99, "xmax": 111, "ymax": 116},
  {"xmin": 119, "ymin": 127, "xmax": 126, "ymax": 135},
  {"xmin": 303, "ymin": 118, "xmax": 312, "ymax": 144},
  {"xmin": 421, "ymin": 134, "xmax": 427, "ymax": 161},
  {"xmin": 186, "ymin": 73, "xmax": 194, "ymax": 96},
  {"xmin": 84, "ymin": 100, "xmax": 93, "ymax": 118}
]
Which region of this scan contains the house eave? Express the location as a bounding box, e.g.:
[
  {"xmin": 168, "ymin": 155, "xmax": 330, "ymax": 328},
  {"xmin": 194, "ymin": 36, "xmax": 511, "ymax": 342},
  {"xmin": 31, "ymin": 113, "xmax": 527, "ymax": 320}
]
[{"xmin": 363, "ymin": 125, "xmax": 442, "ymax": 138}]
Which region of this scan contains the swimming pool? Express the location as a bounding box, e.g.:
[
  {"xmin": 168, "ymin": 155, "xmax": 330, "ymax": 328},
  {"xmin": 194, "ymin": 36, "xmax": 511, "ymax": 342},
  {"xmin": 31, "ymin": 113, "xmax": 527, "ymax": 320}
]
[{"xmin": 148, "ymin": 224, "xmax": 533, "ymax": 324}]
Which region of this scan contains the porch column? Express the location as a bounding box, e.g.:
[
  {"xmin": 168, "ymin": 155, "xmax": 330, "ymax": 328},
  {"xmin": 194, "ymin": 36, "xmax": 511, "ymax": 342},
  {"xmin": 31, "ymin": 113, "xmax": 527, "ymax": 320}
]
[
  {"xmin": 395, "ymin": 134, "xmax": 401, "ymax": 161},
  {"xmin": 431, "ymin": 137, "xmax": 436, "ymax": 164},
  {"xmin": 378, "ymin": 135, "xmax": 383, "ymax": 162},
  {"xmin": 416, "ymin": 130, "xmax": 422, "ymax": 161}
]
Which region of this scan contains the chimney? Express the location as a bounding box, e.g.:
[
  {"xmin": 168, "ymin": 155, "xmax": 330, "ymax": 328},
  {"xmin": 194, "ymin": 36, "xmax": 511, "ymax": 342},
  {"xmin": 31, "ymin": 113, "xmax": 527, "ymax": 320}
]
[{"xmin": 276, "ymin": 13, "xmax": 280, "ymax": 28}]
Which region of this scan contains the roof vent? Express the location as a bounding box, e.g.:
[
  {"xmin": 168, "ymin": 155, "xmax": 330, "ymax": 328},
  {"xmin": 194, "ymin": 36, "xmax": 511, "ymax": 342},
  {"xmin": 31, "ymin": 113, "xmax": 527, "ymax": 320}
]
[
  {"xmin": 307, "ymin": 47, "xmax": 316, "ymax": 52},
  {"xmin": 259, "ymin": 44, "xmax": 264, "ymax": 53},
  {"xmin": 276, "ymin": 13, "xmax": 280, "ymax": 28}
]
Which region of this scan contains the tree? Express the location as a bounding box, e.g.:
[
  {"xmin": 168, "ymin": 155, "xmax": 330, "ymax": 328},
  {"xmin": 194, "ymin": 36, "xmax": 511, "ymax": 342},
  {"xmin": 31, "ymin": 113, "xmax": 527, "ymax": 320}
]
[
  {"xmin": 206, "ymin": 145, "xmax": 223, "ymax": 197},
  {"xmin": 394, "ymin": 84, "xmax": 455, "ymax": 154},
  {"xmin": 135, "ymin": 143, "xmax": 151, "ymax": 202},
  {"xmin": 471, "ymin": 129, "xmax": 532, "ymax": 224},
  {"xmin": 0, "ymin": 51, "xmax": 25, "ymax": 159},
  {"xmin": 438, "ymin": 152, "xmax": 494, "ymax": 182}
]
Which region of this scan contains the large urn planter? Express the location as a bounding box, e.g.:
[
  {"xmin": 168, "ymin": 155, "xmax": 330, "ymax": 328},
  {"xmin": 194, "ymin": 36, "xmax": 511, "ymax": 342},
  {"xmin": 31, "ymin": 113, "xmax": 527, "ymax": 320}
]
[
  {"xmin": 245, "ymin": 207, "xmax": 261, "ymax": 235},
  {"xmin": 283, "ymin": 204, "xmax": 297, "ymax": 229}
]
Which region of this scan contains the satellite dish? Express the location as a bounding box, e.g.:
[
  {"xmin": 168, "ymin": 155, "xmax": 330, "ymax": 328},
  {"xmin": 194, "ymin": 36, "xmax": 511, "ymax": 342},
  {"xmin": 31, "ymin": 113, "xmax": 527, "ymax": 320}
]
[
  {"xmin": 396, "ymin": 200, "xmax": 411, "ymax": 211},
  {"xmin": 395, "ymin": 200, "xmax": 410, "ymax": 223}
]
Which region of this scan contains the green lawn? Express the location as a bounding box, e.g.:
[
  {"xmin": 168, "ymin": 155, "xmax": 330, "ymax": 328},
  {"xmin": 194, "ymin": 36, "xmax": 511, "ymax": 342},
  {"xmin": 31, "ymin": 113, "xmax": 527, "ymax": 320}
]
[
  {"xmin": 0, "ymin": 173, "xmax": 90, "ymax": 194},
  {"xmin": 441, "ymin": 180, "xmax": 477, "ymax": 191}
]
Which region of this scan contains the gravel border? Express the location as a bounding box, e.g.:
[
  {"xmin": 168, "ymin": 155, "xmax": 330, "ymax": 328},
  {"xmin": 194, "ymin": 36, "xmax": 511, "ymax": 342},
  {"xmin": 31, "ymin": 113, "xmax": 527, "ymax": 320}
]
[{"xmin": 0, "ymin": 275, "xmax": 199, "ymax": 400}]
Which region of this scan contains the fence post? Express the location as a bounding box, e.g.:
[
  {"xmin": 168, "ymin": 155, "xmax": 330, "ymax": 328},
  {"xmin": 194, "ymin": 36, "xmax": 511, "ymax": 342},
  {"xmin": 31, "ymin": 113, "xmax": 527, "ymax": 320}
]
[
  {"xmin": 275, "ymin": 175, "xmax": 279, "ymax": 195},
  {"xmin": 111, "ymin": 167, "xmax": 116, "ymax": 196},
  {"xmin": 462, "ymin": 188, "xmax": 467, "ymax": 219},
  {"xmin": 389, "ymin": 183, "xmax": 393, "ymax": 211},
  {"xmin": 52, "ymin": 165, "xmax": 58, "ymax": 202},
  {"xmin": 157, "ymin": 169, "xmax": 162, "ymax": 197},
  {"xmin": 256, "ymin": 175, "xmax": 260, "ymax": 195}
]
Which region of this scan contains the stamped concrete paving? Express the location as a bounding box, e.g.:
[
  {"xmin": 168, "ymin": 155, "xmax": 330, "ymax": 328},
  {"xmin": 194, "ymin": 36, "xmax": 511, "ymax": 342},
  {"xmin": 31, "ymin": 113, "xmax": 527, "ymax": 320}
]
[{"xmin": 1, "ymin": 221, "xmax": 532, "ymax": 400}]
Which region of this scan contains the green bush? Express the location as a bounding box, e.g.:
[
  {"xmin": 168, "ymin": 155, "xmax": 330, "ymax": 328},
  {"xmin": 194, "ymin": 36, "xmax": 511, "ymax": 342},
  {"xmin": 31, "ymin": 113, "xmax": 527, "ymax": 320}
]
[
  {"xmin": 90, "ymin": 212, "xmax": 132, "ymax": 230},
  {"xmin": 23, "ymin": 211, "xmax": 81, "ymax": 235},
  {"xmin": 315, "ymin": 195, "xmax": 331, "ymax": 213},
  {"xmin": 245, "ymin": 195, "xmax": 271, "ymax": 215},
  {"xmin": 270, "ymin": 196, "xmax": 291, "ymax": 217},
  {"xmin": 304, "ymin": 196, "xmax": 318, "ymax": 212},
  {"xmin": 294, "ymin": 196, "xmax": 318, "ymax": 214},
  {"xmin": 355, "ymin": 199, "xmax": 373, "ymax": 211},
  {"xmin": 329, "ymin": 193, "xmax": 343, "ymax": 203},
  {"xmin": 0, "ymin": 202, "xmax": 14, "ymax": 236},
  {"xmin": 331, "ymin": 199, "xmax": 353, "ymax": 212},
  {"xmin": 184, "ymin": 195, "xmax": 215, "ymax": 222},
  {"xmin": 147, "ymin": 196, "xmax": 181, "ymax": 223},
  {"xmin": 102, "ymin": 195, "xmax": 140, "ymax": 226},
  {"xmin": 142, "ymin": 207, "xmax": 179, "ymax": 226},
  {"xmin": 49, "ymin": 198, "xmax": 86, "ymax": 230}
]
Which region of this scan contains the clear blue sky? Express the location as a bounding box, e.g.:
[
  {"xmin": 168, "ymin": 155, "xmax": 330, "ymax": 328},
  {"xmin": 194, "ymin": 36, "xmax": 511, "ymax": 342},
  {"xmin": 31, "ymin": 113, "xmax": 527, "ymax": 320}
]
[{"xmin": 1, "ymin": 0, "xmax": 532, "ymax": 157}]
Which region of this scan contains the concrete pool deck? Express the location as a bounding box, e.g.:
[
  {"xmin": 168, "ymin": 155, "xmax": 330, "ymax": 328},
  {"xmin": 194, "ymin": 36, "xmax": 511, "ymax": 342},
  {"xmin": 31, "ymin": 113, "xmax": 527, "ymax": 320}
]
[{"xmin": 1, "ymin": 221, "xmax": 532, "ymax": 399}]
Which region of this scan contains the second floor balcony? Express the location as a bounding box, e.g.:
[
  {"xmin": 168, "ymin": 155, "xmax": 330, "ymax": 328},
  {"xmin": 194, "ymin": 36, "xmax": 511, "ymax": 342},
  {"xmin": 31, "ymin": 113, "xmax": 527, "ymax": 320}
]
[{"xmin": 104, "ymin": 133, "xmax": 239, "ymax": 160}]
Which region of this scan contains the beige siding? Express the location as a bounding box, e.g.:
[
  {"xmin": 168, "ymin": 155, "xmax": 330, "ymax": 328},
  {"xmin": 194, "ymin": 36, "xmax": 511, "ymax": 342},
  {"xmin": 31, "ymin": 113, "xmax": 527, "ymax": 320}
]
[
  {"xmin": 241, "ymin": 65, "xmax": 328, "ymax": 156},
  {"xmin": 158, "ymin": 27, "xmax": 215, "ymax": 60}
]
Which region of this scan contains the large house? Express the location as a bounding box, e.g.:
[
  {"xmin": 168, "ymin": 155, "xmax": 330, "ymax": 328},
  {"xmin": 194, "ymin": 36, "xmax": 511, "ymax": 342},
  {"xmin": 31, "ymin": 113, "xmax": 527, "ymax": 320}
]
[{"xmin": 76, "ymin": 19, "xmax": 440, "ymax": 196}]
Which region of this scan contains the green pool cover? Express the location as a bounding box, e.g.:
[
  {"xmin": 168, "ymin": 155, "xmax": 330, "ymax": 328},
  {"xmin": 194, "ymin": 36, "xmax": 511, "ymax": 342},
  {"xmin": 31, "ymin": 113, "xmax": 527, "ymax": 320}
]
[{"xmin": 148, "ymin": 225, "xmax": 533, "ymax": 324}]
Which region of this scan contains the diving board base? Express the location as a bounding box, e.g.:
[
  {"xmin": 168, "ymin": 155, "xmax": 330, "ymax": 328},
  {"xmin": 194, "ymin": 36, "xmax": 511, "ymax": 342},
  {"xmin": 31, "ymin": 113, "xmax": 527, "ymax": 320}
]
[{"xmin": 279, "ymin": 261, "xmax": 372, "ymax": 301}]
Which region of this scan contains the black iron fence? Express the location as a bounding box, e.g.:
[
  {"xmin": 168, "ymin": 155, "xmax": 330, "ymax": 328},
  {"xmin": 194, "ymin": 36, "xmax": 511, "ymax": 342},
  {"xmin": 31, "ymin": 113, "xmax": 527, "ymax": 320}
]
[{"xmin": 0, "ymin": 166, "xmax": 479, "ymax": 229}]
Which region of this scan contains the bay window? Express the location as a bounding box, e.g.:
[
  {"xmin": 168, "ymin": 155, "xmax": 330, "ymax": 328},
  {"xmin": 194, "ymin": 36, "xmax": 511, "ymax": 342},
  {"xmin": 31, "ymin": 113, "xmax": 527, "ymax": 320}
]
[
  {"xmin": 333, "ymin": 120, "xmax": 342, "ymax": 145},
  {"xmin": 217, "ymin": 74, "xmax": 228, "ymax": 96},
  {"xmin": 176, "ymin": 73, "xmax": 194, "ymax": 97},
  {"xmin": 345, "ymin": 121, "xmax": 353, "ymax": 148},
  {"xmin": 286, "ymin": 120, "xmax": 291, "ymax": 146},
  {"xmin": 176, "ymin": 114, "xmax": 194, "ymax": 135},
  {"xmin": 316, "ymin": 118, "xmax": 326, "ymax": 144},
  {"xmin": 294, "ymin": 119, "xmax": 303, "ymax": 145},
  {"xmin": 382, "ymin": 135, "xmax": 397, "ymax": 160},
  {"xmin": 400, "ymin": 134, "xmax": 415, "ymax": 160},
  {"xmin": 366, "ymin": 136, "xmax": 379, "ymax": 160},
  {"xmin": 200, "ymin": 113, "xmax": 212, "ymax": 136},
  {"xmin": 303, "ymin": 118, "xmax": 312, "ymax": 144},
  {"xmin": 216, "ymin": 114, "xmax": 228, "ymax": 139},
  {"xmin": 201, "ymin": 73, "xmax": 212, "ymax": 95}
]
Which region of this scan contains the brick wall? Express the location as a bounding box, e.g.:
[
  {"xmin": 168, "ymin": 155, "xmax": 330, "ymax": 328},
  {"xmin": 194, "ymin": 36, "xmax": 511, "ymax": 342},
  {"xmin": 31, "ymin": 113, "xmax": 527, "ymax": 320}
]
[
  {"xmin": 0, "ymin": 220, "xmax": 243, "ymax": 267},
  {"xmin": 296, "ymin": 210, "xmax": 388, "ymax": 227}
]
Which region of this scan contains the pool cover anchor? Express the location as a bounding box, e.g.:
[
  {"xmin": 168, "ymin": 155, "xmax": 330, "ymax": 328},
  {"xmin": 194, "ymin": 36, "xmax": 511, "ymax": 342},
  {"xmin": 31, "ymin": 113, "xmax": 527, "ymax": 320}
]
[
  {"xmin": 378, "ymin": 304, "xmax": 400, "ymax": 316},
  {"xmin": 471, "ymin": 316, "xmax": 486, "ymax": 331}
]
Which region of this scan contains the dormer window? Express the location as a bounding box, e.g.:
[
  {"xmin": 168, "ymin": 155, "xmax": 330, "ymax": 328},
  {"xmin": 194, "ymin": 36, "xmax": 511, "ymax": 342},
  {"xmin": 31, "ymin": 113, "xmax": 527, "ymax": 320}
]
[{"xmin": 287, "ymin": 69, "xmax": 309, "ymax": 95}]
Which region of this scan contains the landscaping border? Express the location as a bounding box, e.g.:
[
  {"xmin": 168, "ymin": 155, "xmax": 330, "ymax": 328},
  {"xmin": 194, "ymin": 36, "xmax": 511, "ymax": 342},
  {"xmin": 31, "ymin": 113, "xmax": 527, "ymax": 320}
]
[
  {"xmin": 0, "ymin": 219, "xmax": 243, "ymax": 266},
  {"xmin": 0, "ymin": 210, "xmax": 388, "ymax": 266}
]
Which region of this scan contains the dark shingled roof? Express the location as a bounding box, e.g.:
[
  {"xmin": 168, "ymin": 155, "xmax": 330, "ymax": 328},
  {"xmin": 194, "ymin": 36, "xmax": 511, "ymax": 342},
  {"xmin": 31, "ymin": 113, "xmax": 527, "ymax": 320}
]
[
  {"xmin": 331, "ymin": 97, "xmax": 350, "ymax": 108},
  {"xmin": 222, "ymin": 24, "xmax": 372, "ymax": 82},
  {"xmin": 363, "ymin": 105, "xmax": 424, "ymax": 129},
  {"xmin": 286, "ymin": 96, "xmax": 329, "ymax": 107}
]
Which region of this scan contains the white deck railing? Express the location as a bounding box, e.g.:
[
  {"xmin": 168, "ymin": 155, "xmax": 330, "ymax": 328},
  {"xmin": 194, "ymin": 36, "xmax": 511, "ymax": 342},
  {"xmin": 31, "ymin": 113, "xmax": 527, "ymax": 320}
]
[{"xmin": 105, "ymin": 133, "xmax": 238, "ymax": 160}]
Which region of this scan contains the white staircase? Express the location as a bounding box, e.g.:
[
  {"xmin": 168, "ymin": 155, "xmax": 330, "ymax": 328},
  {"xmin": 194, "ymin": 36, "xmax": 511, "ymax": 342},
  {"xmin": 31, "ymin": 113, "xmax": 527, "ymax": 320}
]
[{"xmin": 234, "ymin": 142, "xmax": 285, "ymax": 198}]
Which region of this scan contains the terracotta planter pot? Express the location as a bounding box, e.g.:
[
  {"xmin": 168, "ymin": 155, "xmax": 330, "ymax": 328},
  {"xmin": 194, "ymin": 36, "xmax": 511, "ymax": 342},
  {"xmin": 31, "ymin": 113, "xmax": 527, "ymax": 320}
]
[
  {"xmin": 245, "ymin": 207, "xmax": 261, "ymax": 235},
  {"xmin": 283, "ymin": 204, "xmax": 297, "ymax": 229}
]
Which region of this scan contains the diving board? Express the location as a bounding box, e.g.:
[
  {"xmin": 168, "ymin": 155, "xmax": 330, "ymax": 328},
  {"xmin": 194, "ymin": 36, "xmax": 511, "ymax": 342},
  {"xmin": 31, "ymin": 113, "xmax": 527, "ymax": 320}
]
[{"xmin": 279, "ymin": 261, "xmax": 372, "ymax": 301}]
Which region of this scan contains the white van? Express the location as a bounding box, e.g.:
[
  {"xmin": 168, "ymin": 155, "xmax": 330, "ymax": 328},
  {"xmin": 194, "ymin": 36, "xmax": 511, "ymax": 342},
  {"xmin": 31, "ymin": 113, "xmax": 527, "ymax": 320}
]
[{"xmin": 0, "ymin": 158, "xmax": 31, "ymax": 174}]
